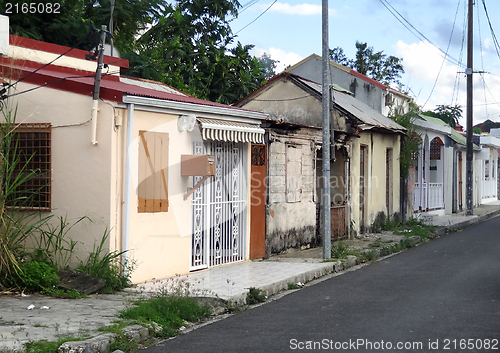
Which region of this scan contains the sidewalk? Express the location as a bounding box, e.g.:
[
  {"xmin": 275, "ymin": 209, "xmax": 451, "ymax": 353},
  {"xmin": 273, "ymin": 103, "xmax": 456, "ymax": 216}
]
[{"xmin": 1, "ymin": 202, "xmax": 499, "ymax": 352}]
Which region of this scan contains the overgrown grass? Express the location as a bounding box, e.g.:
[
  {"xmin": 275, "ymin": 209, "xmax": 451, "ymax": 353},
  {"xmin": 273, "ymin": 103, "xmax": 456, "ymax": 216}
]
[
  {"xmin": 390, "ymin": 218, "xmax": 436, "ymax": 239},
  {"xmin": 77, "ymin": 229, "xmax": 133, "ymax": 293},
  {"xmin": 331, "ymin": 241, "xmax": 352, "ymax": 259},
  {"xmin": 22, "ymin": 336, "xmax": 86, "ymax": 353},
  {"xmin": 118, "ymin": 295, "xmax": 212, "ymax": 339}
]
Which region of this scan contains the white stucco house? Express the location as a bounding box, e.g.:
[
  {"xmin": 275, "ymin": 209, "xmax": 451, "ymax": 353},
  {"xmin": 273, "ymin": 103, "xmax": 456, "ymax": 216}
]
[{"xmin": 1, "ymin": 34, "xmax": 267, "ymax": 283}]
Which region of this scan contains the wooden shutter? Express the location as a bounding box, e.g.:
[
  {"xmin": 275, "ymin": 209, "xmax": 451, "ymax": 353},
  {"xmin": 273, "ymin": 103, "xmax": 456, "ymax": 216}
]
[{"xmin": 138, "ymin": 131, "xmax": 169, "ymax": 213}]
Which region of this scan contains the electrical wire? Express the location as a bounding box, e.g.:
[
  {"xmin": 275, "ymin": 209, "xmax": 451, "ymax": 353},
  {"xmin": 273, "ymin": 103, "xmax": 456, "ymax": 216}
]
[
  {"xmin": 481, "ymin": 0, "xmax": 500, "ymax": 61},
  {"xmin": 3, "ymin": 70, "xmax": 120, "ymax": 99},
  {"xmin": 3, "ymin": 31, "xmax": 94, "ymax": 92},
  {"xmin": 379, "ymin": 0, "xmax": 466, "ymax": 69},
  {"xmin": 235, "ymin": 1, "xmax": 277, "ymax": 34},
  {"xmin": 477, "ymin": 4, "xmax": 489, "ymax": 120},
  {"xmin": 421, "ymin": 0, "xmax": 462, "ymax": 110}
]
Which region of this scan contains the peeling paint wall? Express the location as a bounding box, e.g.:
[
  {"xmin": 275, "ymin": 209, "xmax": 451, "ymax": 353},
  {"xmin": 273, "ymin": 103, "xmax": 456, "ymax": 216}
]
[
  {"xmin": 350, "ymin": 131, "xmax": 401, "ymax": 233},
  {"xmin": 266, "ymin": 128, "xmax": 321, "ymax": 254},
  {"xmin": 287, "ymin": 57, "xmax": 385, "ymax": 114}
]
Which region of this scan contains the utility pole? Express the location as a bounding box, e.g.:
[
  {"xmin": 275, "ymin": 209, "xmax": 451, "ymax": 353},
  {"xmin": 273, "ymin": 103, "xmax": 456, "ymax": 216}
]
[
  {"xmin": 91, "ymin": 25, "xmax": 107, "ymax": 145},
  {"xmin": 322, "ymin": 0, "xmax": 331, "ymax": 259},
  {"xmin": 465, "ymin": 0, "xmax": 473, "ymax": 215}
]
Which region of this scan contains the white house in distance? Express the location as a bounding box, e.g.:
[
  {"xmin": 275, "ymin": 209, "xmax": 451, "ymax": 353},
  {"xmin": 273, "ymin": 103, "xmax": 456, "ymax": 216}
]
[{"xmin": 475, "ymin": 134, "xmax": 500, "ymax": 205}]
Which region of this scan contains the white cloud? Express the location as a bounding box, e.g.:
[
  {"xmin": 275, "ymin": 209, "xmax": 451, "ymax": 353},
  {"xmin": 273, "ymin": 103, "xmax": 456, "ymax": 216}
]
[
  {"xmin": 396, "ymin": 40, "xmax": 500, "ymax": 125},
  {"xmin": 271, "ymin": 47, "xmax": 303, "ymax": 72},
  {"xmin": 253, "ymin": 46, "xmax": 303, "ymax": 73},
  {"xmin": 262, "ymin": 2, "xmax": 337, "ymax": 16}
]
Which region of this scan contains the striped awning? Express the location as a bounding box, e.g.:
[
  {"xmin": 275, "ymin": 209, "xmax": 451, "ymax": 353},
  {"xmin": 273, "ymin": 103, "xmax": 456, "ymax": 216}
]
[{"xmin": 197, "ymin": 118, "xmax": 264, "ymax": 144}]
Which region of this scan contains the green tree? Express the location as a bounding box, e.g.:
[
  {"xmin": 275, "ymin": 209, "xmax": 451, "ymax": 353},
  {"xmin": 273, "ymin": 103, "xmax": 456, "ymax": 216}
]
[
  {"xmin": 126, "ymin": 0, "xmax": 266, "ymax": 104},
  {"xmin": 329, "ymin": 41, "xmax": 404, "ymax": 86},
  {"xmin": 423, "ymin": 104, "xmax": 462, "ymax": 129},
  {"xmin": 329, "ymin": 47, "xmax": 354, "ymax": 68},
  {"xmin": 4, "ymin": 0, "xmax": 165, "ymax": 50},
  {"xmin": 257, "ymin": 52, "xmax": 279, "ymax": 80}
]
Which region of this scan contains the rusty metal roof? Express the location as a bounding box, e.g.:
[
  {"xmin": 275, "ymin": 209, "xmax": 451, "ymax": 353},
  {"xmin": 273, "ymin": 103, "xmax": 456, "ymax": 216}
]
[{"xmin": 297, "ymin": 77, "xmax": 406, "ymax": 134}]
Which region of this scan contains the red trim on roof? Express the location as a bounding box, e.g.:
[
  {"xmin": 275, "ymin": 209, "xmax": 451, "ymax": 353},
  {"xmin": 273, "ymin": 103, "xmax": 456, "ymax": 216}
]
[
  {"xmin": 0, "ymin": 57, "xmax": 120, "ymax": 82},
  {"xmin": 0, "ymin": 60, "xmax": 257, "ymax": 112},
  {"xmin": 9, "ymin": 35, "xmax": 129, "ymax": 69},
  {"xmin": 348, "ymin": 69, "xmax": 388, "ymax": 90}
]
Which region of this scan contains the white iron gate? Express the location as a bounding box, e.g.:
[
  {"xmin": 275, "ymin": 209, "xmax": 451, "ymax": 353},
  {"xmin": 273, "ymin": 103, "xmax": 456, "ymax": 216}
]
[{"xmin": 191, "ymin": 141, "xmax": 247, "ymax": 270}]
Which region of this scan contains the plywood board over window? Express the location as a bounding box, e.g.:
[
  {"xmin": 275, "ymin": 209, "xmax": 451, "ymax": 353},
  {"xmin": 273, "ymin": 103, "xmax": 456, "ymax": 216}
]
[{"xmin": 138, "ymin": 131, "xmax": 169, "ymax": 213}]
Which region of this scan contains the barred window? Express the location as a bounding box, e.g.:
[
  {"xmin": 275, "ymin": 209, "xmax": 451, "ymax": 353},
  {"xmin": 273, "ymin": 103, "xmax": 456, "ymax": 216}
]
[{"xmin": 6, "ymin": 123, "xmax": 51, "ymax": 210}]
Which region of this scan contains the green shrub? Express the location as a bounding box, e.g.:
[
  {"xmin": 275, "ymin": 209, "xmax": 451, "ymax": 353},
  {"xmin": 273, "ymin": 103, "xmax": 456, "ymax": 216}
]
[
  {"xmin": 246, "ymin": 287, "xmax": 266, "ymax": 305},
  {"xmin": 371, "ymin": 211, "xmax": 386, "ymax": 233},
  {"xmin": 331, "ymin": 241, "xmax": 350, "ymax": 259},
  {"xmin": 359, "ymin": 250, "xmax": 378, "ymax": 263},
  {"xmin": 9, "ymin": 261, "xmax": 59, "ymax": 292}
]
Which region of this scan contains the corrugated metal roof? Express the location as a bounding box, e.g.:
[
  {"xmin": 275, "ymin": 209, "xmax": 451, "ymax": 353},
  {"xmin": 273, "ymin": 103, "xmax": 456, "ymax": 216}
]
[
  {"xmin": 0, "ymin": 60, "xmax": 259, "ymax": 114},
  {"xmin": 297, "ymin": 77, "xmax": 406, "ymax": 133},
  {"xmin": 418, "ymin": 114, "xmax": 479, "ymax": 148}
]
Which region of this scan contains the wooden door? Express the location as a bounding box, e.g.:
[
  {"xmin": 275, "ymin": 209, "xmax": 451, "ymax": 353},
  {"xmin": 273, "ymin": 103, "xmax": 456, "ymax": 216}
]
[{"xmin": 250, "ymin": 144, "xmax": 266, "ymax": 259}]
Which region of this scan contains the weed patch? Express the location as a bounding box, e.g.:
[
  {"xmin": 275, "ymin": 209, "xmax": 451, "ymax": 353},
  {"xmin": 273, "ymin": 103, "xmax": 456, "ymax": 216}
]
[
  {"xmin": 359, "ymin": 250, "xmax": 378, "ymax": 263},
  {"xmin": 246, "ymin": 287, "xmax": 266, "ymax": 305},
  {"xmin": 331, "ymin": 241, "xmax": 351, "ymax": 259},
  {"xmin": 119, "ymin": 296, "xmax": 211, "ymax": 339}
]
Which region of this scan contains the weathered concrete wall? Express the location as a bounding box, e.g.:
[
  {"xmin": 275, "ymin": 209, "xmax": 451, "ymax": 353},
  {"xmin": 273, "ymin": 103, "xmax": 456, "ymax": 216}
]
[
  {"xmin": 266, "ymin": 128, "xmax": 321, "ymax": 254},
  {"xmin": 287, "ymin": 56, "xmax": 385, "ymax": 114},
  {"xmin": 350, "ymin": 131, "xmax": 401, "ymax": 234},
  {"xmin": 239, "ymin": 77, "xmax": 323, "ymax": 128}
]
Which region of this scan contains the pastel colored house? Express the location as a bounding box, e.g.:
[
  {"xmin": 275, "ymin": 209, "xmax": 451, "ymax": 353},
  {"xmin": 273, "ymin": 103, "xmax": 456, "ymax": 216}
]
[
  {"xmin": 236, "ymin": 72, "xmax": 405, "ymax": 248},
  {"xmin": 0, "ymin": 34, "xmax": 266, "ymax": 283},
  {"xmin": 409, "ymin": 114, "xmax": 500, "ymax": 216},
  {"xmin": 475, "ymin": 135, "xmax": 500, "ymax": 205}
]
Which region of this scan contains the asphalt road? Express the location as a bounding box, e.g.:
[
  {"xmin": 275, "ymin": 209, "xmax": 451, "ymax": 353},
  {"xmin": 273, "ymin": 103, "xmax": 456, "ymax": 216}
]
[{"xmin": 145, "ymin": 216, "xmax": 500, "ymax": 353}]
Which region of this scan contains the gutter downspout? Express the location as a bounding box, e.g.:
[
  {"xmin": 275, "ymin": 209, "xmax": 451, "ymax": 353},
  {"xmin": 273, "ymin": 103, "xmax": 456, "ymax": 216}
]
[{"xmin": 122, "ymin": 103, "xmax": 134, "ymax": 275}]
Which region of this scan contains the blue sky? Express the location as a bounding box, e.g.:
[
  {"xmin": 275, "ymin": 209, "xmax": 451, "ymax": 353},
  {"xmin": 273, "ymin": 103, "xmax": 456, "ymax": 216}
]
[{"xmin": 229, "ymin": 0, "xmax": 500, "ymax": 126}]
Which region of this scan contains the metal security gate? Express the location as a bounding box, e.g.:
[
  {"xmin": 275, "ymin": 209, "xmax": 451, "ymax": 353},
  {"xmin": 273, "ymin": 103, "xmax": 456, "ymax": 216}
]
[{"xmin": 191, "ymin": 141, "xmax": 247, "ymax": 270}]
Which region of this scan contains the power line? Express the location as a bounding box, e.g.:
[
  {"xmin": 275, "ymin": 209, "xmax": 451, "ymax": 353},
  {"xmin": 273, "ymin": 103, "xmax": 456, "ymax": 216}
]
[
  {"xmin": 422, "ymin": 0, "xmax": 462, "ymax": 109},
  {"xmin": 379, "ymin": 0, "xmax": 466, "ymax": 69},
  {"xmin": 481, "ymin": 0, "xmax": 500, "ymax": 61},
  {"xmin": 4, "ymin": 71, "xmax": 119, "ymax": 100},
  {"xmin": 235, "ymin": 1, "xmax": 277, "ymax": 34},
  {"xmin": 3, "ymin": 31, "xmax": 94, "ymax": 93}
]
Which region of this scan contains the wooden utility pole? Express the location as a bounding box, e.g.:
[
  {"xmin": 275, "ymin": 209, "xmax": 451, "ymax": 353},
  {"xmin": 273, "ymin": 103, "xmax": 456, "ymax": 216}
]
[
  {"xmin": 465, "ymin": 0, "xmax": 473, "ymax": 215},
  {"xmin": 322, "ymin": 0, "xmax": 331, "ymax": 259}
]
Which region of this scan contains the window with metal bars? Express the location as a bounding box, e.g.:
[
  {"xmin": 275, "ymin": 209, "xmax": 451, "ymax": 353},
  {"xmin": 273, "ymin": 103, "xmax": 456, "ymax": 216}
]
[{"xmin": 5, "ymin": 123, "xmax": 51, "ymax": 210}]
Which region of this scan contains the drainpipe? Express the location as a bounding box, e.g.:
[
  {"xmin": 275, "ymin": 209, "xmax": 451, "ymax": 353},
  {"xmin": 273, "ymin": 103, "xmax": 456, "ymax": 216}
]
[{"xmin": 122, "ymin": 103, "xmax": 134, "ymax": 274}]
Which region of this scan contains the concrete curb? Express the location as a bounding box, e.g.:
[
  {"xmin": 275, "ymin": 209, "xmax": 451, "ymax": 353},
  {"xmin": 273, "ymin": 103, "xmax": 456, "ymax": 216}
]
[
  {"xmin": 230, "ymin": 262, "xmax": 338, "ymax": 305},
  {"xmin": 58, "ymin": 325, "xmax": 149, "ymax": 353},
  {"xmin": 437, "ymin": 208, "xmax": 500, "ymax": 236}
]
